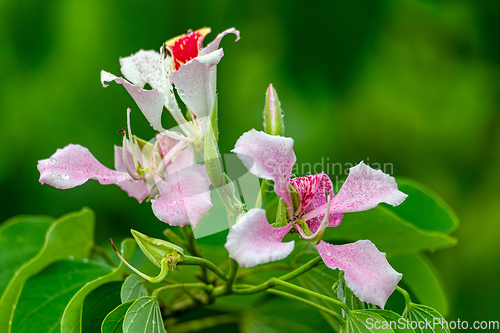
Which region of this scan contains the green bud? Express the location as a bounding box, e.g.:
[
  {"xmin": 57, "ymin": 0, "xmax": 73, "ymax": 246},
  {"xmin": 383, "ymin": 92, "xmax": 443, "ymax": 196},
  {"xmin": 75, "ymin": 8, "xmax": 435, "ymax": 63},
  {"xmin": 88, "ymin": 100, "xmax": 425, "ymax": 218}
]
[
  {"xmin": 131, "ymin": 229, "xmax": 184, "ymax": 270},
  {"xmin": 262, "ymin": 83, "xmax": 285, "ymax": 136}
]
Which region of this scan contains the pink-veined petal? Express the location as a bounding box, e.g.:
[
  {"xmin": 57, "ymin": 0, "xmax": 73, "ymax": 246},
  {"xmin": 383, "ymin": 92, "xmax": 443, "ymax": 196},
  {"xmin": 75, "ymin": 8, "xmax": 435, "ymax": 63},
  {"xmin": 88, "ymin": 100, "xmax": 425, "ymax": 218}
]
[
  {"xmin": 165, "ymin": 146, "xmax": 195, "ymax": 175},
  {"xmin": 231, "ymin": 130, "xmax": 296, "ymax": 211},
  {"xmin": 101, "ymin": 70, "xmax": 166, "ymax": 133},
  {"xmin": 225, "ymin": 208, "xmax": 294, "ymax": 268},
  {"xmin": 199, "ymin": 27, "xmax": 240, "ymax": 56},
  {"xmin": 151, "ymin": 165, "xmax": 212, "ymax": 227},
  {"xmin": 316, "ymin": 240, "xmax": 402, "ymax": 308},
  {"xmin": 38, "ymin": 144, "xmax": 127, "ymax": 189},
  {"xmin": 303, "ymin": 161, "xmax": 407, "ymax": 221},
  {"xmin": 291, "ymin": 173, "xmax": 343, "ymax": 232},
  {"xmin": 114, "ymin": 146, "xmax": 149, "ymax": 203},
  {"xmin": 170, "ymin": 49, "xmax": 223, "ymax": 132}
]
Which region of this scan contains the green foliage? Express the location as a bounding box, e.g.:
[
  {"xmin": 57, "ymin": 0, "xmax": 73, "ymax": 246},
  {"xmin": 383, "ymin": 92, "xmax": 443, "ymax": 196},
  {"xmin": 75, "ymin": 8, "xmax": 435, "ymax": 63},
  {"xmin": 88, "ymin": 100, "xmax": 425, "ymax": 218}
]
[
  {"xmin": 324, "ymin": 180, "xmax": 457, "ymax": 255},
  {"xmin": 242, "ymin": 297, "xmax": 330, "ymax": 333},
  {"xmin": 386, "ymin": 179, "xmax": 458, "ymax": 234},
  {"xmin": 390, "ymin": 254, "xmax": 448, "ymax": 315},
  {"xmin": 60, "ymin": 239, "xmax": 136, "ymax": 333},
  {"xmin": 81, "ymin": 282, "xmax": 123, "ymax": 333},
  {"xmin": 0, "ymin": 208, "xmax": 94, "ymax": 332},
  {"xmin": 101, "ymin": 301, "xmax": 134, "ymax": 333},
  {"xmin": 361, "ymin": 310, "xmax": 415, "ymax": 333},
  {"xmin": 403, "ymin": 304, "xmax": 449, "ymax": 333},
  {"xmin": 0, "ymin": 215, "xmax": 53, "ymax": 294},
  {"xmin": 11, "ymin": 260, "xmax": 111, "ymax": 333},
  {"xmin": 121, "ymin": 274, "xmax": 149, "ymax": 303},
  {"xmin": 123, "ymin": 297, "xmax": 166, "ymax": 333},
  {"xmin": 344, "ymin": 310, "xmax": 393, "ymax": 333}
]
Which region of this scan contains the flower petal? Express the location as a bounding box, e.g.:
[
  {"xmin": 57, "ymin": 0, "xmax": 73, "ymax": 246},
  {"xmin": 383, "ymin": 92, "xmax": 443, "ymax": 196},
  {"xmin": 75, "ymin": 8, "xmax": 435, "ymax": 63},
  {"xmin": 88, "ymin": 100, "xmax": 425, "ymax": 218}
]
[
  {"xmin": 303, "ymin": 161, "xmax": 407, "ymax": 221},
  {"xmin": 38, "ymin": 144, "xmax": 127, "ymax": 189},
  {"xmin": 119, "ymin": 50, "xmax": 169, "ymax": 93},
  {"xmin": 231, "ymin": 130, "xmax": 296, "ymax": 210},
  {"xmin": 114, "ymin": 146, "xmax": 150, "ymax": 203},
  {"xmin": 225, "ymin": 208, "xmax": 294, "ymax": 268},
  {"xmin": 101, "ymin": 70, "xmax": 166, "ymax": 133},
  {"xmin": 170, "ymin": 49, "xmax": 224, "ymax": 135},
  {"xmin": 151, "ymin": 165, "xmax": 212, "ymax": 227},
  {"xmin": 316, "ymin": 240, "xmax": 402, "ymax": 308},
  {"xmin": 291, "ymin": 173, "xmax": 343, "ymax": 232},
  {"xmin": 199, "ymin": 27, "xmax": 240, "ymax": 56}
]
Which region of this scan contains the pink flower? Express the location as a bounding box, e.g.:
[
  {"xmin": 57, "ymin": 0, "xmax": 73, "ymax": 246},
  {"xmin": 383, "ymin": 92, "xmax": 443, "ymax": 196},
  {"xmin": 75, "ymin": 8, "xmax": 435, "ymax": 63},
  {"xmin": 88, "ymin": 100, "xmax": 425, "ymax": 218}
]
[
  {"xmin": 101, "ymin": 28, "xmax": 240, "ymax": 146},
  {"xmin": 224, "ymin": 129, "xmax": 407, "ymax": 308},
  {"xmin": 37, "ymin": 109, "xmax": 212, "ymax": 227}
]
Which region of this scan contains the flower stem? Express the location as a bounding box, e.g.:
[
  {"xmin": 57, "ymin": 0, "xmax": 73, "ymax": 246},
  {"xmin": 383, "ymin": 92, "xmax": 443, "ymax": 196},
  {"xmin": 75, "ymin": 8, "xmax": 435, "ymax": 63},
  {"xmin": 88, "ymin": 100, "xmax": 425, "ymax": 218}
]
[
  {"xmin": 266, "ymin": 289, "xmax": 345, "ymax": 325},
  {"xmin": 230, "ymin": 256, "xmax": 322, "ymax": 295},
  {"xmin": 274, "ymin": 279, "xmax": 350, "ymax": 313},
  {"xmin": 237, "ymin": 263, "xmax": 291, "ymax": 279},
  {"xmin": 163, "ymin": 229, "xmax": 187, "ymax": 248},
  {"xmin": 181, "ymin": 255, "xmax": 229, "ymax": 282},
  {"xmin": 181, "ymin": 227, "xmax": 210, "ymax": 283},
  {"xmin": 152, "ymin": 282, "xmax": 211, "ymax": 298},
  {"xmin": 396, "ymin": 286, "xmax": 413, "ymax": 306}
]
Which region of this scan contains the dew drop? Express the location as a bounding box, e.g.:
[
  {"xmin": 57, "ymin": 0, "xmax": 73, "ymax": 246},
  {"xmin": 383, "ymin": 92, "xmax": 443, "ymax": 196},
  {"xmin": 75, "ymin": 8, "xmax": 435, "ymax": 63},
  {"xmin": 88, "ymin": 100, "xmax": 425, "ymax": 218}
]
[
  {"xmin": 61, "ymin": 174, "xmax": 70, "ymax": 180},
  {"xmin": 69, "ymin": 255, "xmax": 74, "ymax": 261},
  {"xmin": 83, "ymin": 258, "xmax": 89, "ymax": 263},
  {"xmin": 48, "ymin": 157, "xmax": 57, "ymax": 165}
]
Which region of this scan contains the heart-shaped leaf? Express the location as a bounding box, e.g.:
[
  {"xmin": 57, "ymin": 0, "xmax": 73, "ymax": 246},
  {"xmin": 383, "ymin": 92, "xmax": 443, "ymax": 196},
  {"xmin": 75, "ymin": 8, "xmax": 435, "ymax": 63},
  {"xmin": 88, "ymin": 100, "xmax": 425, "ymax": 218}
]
[{"xmin": 123, "ymin": 296, "xmax": 166, "ymax": 333}]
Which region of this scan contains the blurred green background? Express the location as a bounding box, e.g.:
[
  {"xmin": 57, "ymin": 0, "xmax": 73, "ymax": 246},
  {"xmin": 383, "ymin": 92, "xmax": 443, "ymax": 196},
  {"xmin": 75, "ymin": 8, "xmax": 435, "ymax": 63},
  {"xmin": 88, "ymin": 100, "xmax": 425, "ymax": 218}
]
[{"xmin": 1, "ymin": 0, "xmax": 499, "ymax": 325}]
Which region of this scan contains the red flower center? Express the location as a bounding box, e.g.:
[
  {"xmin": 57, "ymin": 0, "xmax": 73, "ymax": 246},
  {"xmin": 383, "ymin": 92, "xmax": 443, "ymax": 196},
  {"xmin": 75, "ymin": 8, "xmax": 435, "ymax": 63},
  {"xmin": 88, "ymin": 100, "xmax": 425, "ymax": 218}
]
[{"xmin": 164, "ymin": 27, "xmax": 211, "ymax": 71}]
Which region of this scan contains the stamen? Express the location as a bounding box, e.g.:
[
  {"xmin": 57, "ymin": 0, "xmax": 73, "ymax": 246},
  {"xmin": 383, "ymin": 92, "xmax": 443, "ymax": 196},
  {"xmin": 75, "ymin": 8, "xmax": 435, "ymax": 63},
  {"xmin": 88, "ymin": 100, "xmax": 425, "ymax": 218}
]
[
  {"xmin": 122, "ymin": 132, "xmax": 145, "ymax": 181},
  {"xmin": 296, "ymin": 190, "xmax": 331, "ymax": 245}
]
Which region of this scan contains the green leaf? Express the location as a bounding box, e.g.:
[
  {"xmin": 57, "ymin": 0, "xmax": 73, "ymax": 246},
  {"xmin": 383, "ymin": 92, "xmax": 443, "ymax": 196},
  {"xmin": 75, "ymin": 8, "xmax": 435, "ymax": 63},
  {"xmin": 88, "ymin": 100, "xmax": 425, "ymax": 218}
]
[
  {"xmin": 297, "ymin": 264, "xmax": 342, "ymax": 331},
  {"xmin": 388, "ymin": 179, "xmax": 458, "ymax": 233},
  {"xmin": 10, "ymin": 260, "xmax": 111, "ymax": 333},
  {"xmin": 101, "ymin": 301, "xmax": 134, "ymax": 333},
  {"xmin": 0, "ymin": 208, "xmax": 95, "ymax": 333},
  {"xmin": 121, "ymin": 274, "xmax": 149, "ymax": 303},
  {"xmin": 81, "ymin": 281, "xmax": 122, "ymax": 333},
  {"xmin": 123, "ymin": 296, "xmax": 166, "ymax": 333},
  {"xmin": 242, "ymin": 297, "xmax": 332, "ymax": 333},
  {"xmin": 403, "ymin": 304, "xmax": 449, "ymax": 333},
  {"xmin": 361, "ymin": 310, "xmax": 415, "ymax": 333},
  {"xmin": 61, "ymin": 238, "xmax": 137, "ymax": 333},
  {"xmin": 345, "ymin": 310, "xmax": 394, "ymax": 333},
  {"xmin": 0, "ymin": 215, "xmax": 53, "ymax": 294},
  {"xmin": 324, "ymin": 206, "xmax": 456, "ymax": 254},
  {"xmin": 390, "ymin": 253, "xmax": 448, "ymax": 316}
]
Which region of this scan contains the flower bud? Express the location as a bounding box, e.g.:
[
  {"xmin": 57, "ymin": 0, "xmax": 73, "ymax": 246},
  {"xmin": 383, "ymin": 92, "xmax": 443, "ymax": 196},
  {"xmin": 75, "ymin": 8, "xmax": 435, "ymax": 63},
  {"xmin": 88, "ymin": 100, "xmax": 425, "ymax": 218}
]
[
  {"xmin": 262, "ymin": 84, "xmax": 285, "ymax": 136},
  {"xmin": 131, "ymin": 229, "xmax": 184, "ymax": 270}
]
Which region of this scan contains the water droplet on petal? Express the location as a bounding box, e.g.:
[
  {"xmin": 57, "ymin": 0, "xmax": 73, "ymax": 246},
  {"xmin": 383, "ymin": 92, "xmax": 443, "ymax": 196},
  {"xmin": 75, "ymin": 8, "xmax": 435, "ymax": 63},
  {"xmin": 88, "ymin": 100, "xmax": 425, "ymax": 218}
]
[
  {"xmin": 48, "ymin": 157, "xmax": 57, "ymax": 165},
  {"xmin": 61, "ymin": 174, "xmax": 70, "ymax": 180}
]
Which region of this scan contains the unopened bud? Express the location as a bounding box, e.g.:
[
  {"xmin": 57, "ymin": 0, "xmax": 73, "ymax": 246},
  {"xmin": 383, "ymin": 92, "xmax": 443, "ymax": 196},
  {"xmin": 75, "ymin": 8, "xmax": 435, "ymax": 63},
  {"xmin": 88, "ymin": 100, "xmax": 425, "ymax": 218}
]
[
  {"xmin": 131, "ymin": 229, "xmax": 184, "ymax": 270},
  {"xmin": 263, "ymin": 84, "xmax": 285, "ymax": 136}
]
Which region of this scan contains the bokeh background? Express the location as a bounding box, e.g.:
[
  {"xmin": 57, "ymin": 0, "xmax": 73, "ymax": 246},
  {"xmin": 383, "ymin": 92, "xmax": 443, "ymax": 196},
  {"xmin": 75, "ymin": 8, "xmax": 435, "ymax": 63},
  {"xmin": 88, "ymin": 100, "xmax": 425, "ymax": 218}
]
[{"xmin": 1, "ymin": 0, "xmax": 499, "ymax": 326}]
